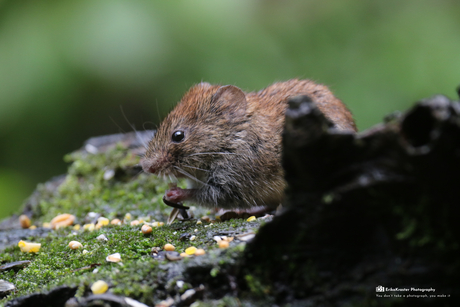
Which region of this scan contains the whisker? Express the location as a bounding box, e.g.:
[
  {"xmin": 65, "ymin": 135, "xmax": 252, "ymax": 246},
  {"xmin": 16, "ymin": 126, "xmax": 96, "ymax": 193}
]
[
  {"xmin": 173, "ymin": 166, "xmax": 208, "ymax": 186},
  {"xmin": 181, "ymin": 164, "xmax": 210, "ymax": 172},
  {"xmin": 186, "ymin": 152, "xmax": 236, "ymax": 157}
]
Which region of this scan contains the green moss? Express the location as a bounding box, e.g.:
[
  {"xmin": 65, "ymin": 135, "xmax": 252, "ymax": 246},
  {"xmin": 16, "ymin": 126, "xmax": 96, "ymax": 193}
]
[{"xmin": 0, "ymin": 142, "xmax": 269, "ymax": 305}]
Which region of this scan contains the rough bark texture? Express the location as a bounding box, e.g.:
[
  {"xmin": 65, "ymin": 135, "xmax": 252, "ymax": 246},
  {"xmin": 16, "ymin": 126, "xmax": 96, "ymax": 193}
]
[{"xmin": 244, "ymin": 94, "xmax": 460, "ymax": 305}]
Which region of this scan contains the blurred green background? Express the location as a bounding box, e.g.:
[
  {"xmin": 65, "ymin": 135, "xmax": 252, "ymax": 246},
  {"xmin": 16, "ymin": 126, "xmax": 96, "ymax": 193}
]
[{"xmin": 1, "ymin": 0, "xmax": 460, "ymax": 219}]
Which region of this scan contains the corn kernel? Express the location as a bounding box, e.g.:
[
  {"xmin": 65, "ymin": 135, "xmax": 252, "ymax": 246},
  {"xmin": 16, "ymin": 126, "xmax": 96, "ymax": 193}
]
[
  {"xmin": 91, "ymin": 280, "xmax": 109, "ymax": 294},
  {"xmin": 164, "ymin": 244, "xmax": 175, "ymax": 251},
  {"xmin": 110, "ymin": 218, "xmax": 122, "ymax": 225},
  {"xmin": 69, "ymin": 241, "xmax": 83, "ymax": 250},
  {"xmin": 83, "ymin": 223, "xmax": 95, "ymax": 231},
  {"xmin": 18, "ymin": 240, "xmax": 41, "ymax": 253},
  {"xmin": 19, "ymin": 215, "xmax": 31, "ymax": 228},
  {"xmin": 141, "ymin": 224, "xmax": 152, "ymax": 234},
  {"xmin": 194, "ymin": 248, "xmax": 206, "ymax": 256},
  {"xmin": 247, "ymin": 216, "xmax": 256, "ymax": 222},
  {"xmin": 218, "ymin": 241, "xmax": 229, "ymax": 249},
  {"xmin": 50, "ymin": 213, "xmax": 75, "ymax": 229},
  {"xmin": 185, "ymin": 246, "xmax": 197, "ymax": 255},
  {"xmin": 106, "ymin": 253, "xmax": 122, "ymax": 262}
]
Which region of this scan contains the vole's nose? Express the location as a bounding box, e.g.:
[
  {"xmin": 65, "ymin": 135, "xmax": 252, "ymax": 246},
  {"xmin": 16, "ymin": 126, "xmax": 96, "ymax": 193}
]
[{"xmin": 140, "ymin": 158, "xmax": 158, "ymax": 174}]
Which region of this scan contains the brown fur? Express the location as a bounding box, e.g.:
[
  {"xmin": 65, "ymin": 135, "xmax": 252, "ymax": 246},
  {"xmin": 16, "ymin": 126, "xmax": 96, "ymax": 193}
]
[{"xmin": 141, "ymin": 79, "xmax": 356, "ymax": 209}]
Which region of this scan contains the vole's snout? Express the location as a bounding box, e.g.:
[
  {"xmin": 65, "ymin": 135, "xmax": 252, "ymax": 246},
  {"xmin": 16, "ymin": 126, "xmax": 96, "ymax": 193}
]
[
  {"xmin": 141, "ymin": 158, "xmax": 161, "ymax": 174},
  {"xmin": 141, "ymin": 152, "xmax": 171, "ymax": 174},
  {"xmin": 140, "ymin": 159, "xmax": 154, "ymax": 174}
]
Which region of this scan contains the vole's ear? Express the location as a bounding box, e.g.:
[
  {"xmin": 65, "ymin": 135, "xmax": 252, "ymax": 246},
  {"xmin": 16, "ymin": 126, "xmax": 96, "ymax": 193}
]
[{"xmin": 212, "ymin": 85, "xmax": 247, "ymax": 119}]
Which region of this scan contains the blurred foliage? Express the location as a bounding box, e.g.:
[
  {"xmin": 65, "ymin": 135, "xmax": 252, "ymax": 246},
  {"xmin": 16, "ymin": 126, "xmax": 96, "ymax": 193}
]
[{"xmin": 1, "ymin": 0, "xmax": 460, "ymax": 219}]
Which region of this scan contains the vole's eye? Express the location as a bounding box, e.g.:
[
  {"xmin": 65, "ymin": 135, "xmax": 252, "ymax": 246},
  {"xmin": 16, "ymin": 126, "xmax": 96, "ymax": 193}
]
[{"xmin": 171, "ymin": 130, "xmax": 185, "ymax": 143}]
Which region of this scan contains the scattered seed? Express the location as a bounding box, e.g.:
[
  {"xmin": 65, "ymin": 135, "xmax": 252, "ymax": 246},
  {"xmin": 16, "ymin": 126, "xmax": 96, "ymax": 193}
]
[
  {"xmin": 83, "ymin": 223, "xmax": 95, "ymax": 231},
  {"xmin": 91, "ymin": 280, "xmax": 109, "ymax": 294},
  {"xmin": 110, "ymin": 219, "xmax": 122, "ymax": 225},
  {"xmin": 96, "ymin": 234, "xmax": 108, "ymax": 242},
  {"xmin": 190, "ymin": 235, "xmax": 196, "ymax": 241},
  {"xmin": 96, "ymin": 217, "xmax": 109, "ymax": 229},
  {"xmin": 43, "ymin": 222, "xmax": 51, "ymax": 228},
  {"xmin": 124, "ymin": 213, "xmax": 132, "ymax": 221},
  {"xmin": 130, "ymin": 220, "xmax": 140, "ymax": 226},
  {"xmin": 218, "ymin": 241, "xmax": 229, "ymax": 249},
  {"xmin": 141, "ymin": 225, "xmax": 152, "ymax": 234},
  {"xmin": 164, "ymin": 244, "xmax": 175, "ymax": 251},
  {"xmin": 83, "ymin": 250, "xmax": 89, "ymax": 254},
  {"xmin": 73, "ymin": 224, "xmax": 81, "ymax": 231},
  {"xmin": 247, "ymin": 216, "xmax": 256, "ymax": 222},
  {"xmin": 201, "ymin": 216, "xmax": 210, "ymax": 222},
  {"xmin": 185, "ymin": 246, "xmax": 197, "ymax": 255},
  {"xmin": 50, "ymin": 213, "xmax": 75, "ymax": 229},
  {"xmin": 106, "ymin": 253, "xmax": 122, "ymax": 263},
  {"xmin": 19, "ymin": 215, "xmax": 31, "ymax": 229},
  {"xmin": 196, "ymin": 220, "xmax": 202, "ymax": 225},
  {"xmin": 17, "ymin": 240, "xmax": 41, "ymax": 253},
  {"xmin": 194, "ymin": 248, "xmax": 205, "ymax": 256},
  {"xmin": 152, "ymin": 222, "xmax": 160, "ymax": 227},
  {"xmin": 194, "ymin": 229, "xmax": 198, "ymax": 232},
  {"xmin": 29, "ymin": 225, "xmax": 37, "ymax": 230},
  {"xmin": 68, "ymin": 241, "xmax": 83, "ymax": 250},
  {"xmin": 180, "ymin": 252, "xmax": 189, "ymax": 258}
]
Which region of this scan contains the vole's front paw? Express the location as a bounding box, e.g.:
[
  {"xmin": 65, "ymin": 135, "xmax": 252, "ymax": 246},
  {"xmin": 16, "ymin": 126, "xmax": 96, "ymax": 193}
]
[{"xmin": 165, "ymin": 187, "xmax": 185, "ymax": 203}]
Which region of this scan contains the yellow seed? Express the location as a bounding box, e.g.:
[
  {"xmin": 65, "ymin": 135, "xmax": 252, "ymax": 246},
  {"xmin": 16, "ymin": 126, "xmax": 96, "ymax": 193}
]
[
  {"xmin": 73, "ymin": 224, "xmax": 81, "ymax": 230},
  {"xmin": 110, "ymin": 218, "xmax": 122, "ymax": 225},
  {"xmin": 159, "ymin": 222, "xmax": 164, "ymax": 227},
  {"xmin": 130, "ymin": 220, "xmax": 140, "ymax": 226},
  {"xmin": 218, "ymin": 241, "xmax": 229, "ymax": 249},
  {"xmin": 50, "ymin": 213, "xmax": 75, "ymax": 229},
  {"xmin": 141, "ymin": 224, "xmax": 152, "ymax": 234},
  {"xmin": 68, "ymin": 241, "xmax": 83, "ymax": 250},
  {"xmin": 91, "ymin": 280, "xmax": 109, "ymax": 294},
  {"xmin": 83, "ymin": 223, "xmax": 95, "ymax": 231},
  {"xmin": 43, "ymin": 222, "xmax": 51, "ymax": 228},
  {"xmin": 196, "ymin": 220, "xmax": 202, "ymax": 225},
  {"xmin": 19, "ymin": 215, "xmax": 31, "ymax": 229},
  {"xmin": 180, "ymin": 252, "xmax": 189, "ymax": 258},
  {"xmin": 194, "ymin": 248, "xmax": 206, "ymax": 256},
  {"xmin": 83, "ymin": 250, "xmax": 89, "ymax": 254},
  {"xmin": 164, "ymin": 244, "xmax": 175, "ymax": 251},
  {"xmin": 95, "ymin": 223, "xmax": 103, "ymax": 230},
  {"xmin": 185, "ymin": 246, "xmax": 197, "ymax": 255},
  {"xmin": 97, "ymin": 217, "xmax": 109, "ymax": 226},
  {"xmin": 124, "ymin": 213, "xmax": 132, "ymax": 221},
  {"xmin": 29, "ymin": 225, "xmax": 37, "ymax": 230},
  {"xmin": 247, "ymin": 216, "xmax": 256, "ymax": 222},
  {"xmin": 18, "ymin": 240, "xmax": 41, "ymax": 253},
  {"xmin": 151, "ymin": 222, "xmax": 160, "ymax": 227}
]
